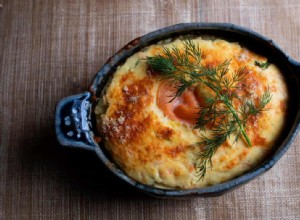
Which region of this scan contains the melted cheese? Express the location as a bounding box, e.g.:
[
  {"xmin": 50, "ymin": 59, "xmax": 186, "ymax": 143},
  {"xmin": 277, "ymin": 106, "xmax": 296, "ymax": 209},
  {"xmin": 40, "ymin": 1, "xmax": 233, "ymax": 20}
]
[{"xmin": 95, "ymin": 37, "xmax": 288, "ymax": 189}]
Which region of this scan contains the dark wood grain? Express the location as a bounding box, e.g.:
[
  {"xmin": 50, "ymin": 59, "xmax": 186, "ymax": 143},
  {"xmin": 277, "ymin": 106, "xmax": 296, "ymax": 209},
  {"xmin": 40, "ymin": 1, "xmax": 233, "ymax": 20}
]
[{"xmin": 1, "ymin": 0, "xmax": 299, "ymax": 219}]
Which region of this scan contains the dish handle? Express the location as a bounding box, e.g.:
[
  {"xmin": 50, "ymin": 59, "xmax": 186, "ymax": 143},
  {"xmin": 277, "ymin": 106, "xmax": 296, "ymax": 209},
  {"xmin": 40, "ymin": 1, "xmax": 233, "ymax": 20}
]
[{"xmin": 55, "ymin": 92, "xmax": 98, "ymax": 151}]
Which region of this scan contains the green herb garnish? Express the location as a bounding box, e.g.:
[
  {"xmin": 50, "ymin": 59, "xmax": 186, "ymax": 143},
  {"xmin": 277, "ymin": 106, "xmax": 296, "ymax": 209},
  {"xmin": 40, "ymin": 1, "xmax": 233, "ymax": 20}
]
[
  {"xmin": 147, "ymin": 40, "xmax": 272, "ymax": 180},
  {"xmin": 254, "ymin": 60, "xmax": 270, "ymax": 70}
]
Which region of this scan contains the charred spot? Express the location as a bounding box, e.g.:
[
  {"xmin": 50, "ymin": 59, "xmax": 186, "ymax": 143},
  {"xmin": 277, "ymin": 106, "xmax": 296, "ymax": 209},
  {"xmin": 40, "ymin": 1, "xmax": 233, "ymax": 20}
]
[
  {"xmin": 165, "ymin": 145, "xmax": 186, "ymax": 158},
  {"xmin": 203, "ymin": 61, "xmax": 217, "ymax": 68},
  {"xmin": 221, "ymin": 140, "xmax": 231, "ymax": 149},
  {"xmin": 157, "ymin": 127, "xmax": 174, "ymax": 140},
  {"xmin": 224, "ymin": 158, "xmax": 238, "ymax": 170},
  {"xmin": 247, "ymin": 115, "xmax": 258, "ymax": 126},
  {"xmin": 252, "ymin": 133, "xmax": 267, "ymax": 146},
  {"xmin": 120, "ymin": 71, "xmax": 134, "ymax": 84},
  {"xmin": 238, "ymin": 149, "xmax": 249, "ymax": 161}
]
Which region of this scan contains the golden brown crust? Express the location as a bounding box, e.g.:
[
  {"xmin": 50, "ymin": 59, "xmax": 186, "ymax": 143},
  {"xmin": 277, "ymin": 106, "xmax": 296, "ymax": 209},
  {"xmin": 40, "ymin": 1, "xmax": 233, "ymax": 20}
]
[{"xmin": 101, "ymin": 72, "xmax": 155, "ymax": 145}]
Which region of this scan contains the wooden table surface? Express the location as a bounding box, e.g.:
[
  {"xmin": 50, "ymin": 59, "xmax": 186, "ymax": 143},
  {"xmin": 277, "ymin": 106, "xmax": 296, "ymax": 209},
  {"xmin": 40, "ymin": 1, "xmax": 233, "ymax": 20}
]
[{"xmin": 1, "ymin": 0, "xmax": 300, "ymax": 219}]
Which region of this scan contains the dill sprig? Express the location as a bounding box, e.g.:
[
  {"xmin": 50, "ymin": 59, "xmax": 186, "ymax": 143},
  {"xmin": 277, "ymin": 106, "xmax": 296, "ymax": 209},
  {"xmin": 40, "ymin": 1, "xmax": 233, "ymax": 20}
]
[{"xmin": 146, "ymin": 39, "xmax": 272, "ymax": 180}]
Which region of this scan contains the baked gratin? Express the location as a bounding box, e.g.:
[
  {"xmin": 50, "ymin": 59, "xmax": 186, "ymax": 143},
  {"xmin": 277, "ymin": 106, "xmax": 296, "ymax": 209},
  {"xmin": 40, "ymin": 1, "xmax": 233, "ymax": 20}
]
[{"xmin": 95, "ymin": 37, "xmax": 288, "ymax": 189}]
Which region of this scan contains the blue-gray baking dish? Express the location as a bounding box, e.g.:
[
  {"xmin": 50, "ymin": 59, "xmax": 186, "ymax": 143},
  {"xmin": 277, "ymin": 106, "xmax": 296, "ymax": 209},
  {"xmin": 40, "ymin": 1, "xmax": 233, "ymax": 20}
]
[{"xmin": 55, "ymin": 23, "xmax": 300, "ymax": 198}]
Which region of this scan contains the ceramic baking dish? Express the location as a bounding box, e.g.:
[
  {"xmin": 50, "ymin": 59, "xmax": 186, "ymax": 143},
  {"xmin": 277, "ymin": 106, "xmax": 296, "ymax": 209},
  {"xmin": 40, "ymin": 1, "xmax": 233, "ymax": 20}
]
[{"xmin": 55, "ymin": 23, "xmax": 300, "ymax": 198}]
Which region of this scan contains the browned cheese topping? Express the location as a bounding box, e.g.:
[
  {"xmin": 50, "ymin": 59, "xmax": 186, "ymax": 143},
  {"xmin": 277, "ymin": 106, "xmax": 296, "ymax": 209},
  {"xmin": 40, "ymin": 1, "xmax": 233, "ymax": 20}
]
[{"xmin": 95, "ymin": 37, "xmax": 288, "ymax": 189}]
